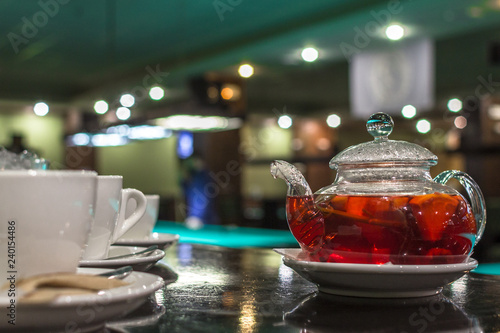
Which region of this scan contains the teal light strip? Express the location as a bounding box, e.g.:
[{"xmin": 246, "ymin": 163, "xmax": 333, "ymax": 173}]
[
  {"xmin": 472, "ymin": 263, "xmax": 500, "ymax": 275},
  {"xmin": 153, "ymin": 220, "xmax": 298, "ymax": 248}
]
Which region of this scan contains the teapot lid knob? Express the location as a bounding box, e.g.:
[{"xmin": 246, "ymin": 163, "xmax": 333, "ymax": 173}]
[
  {"xmin": 367, "ymin": 113, "xmax": 393, "ymax": 140},
  {"xmin": 330, "ymin": 112, "xmax": 438, "ymax": 168}
]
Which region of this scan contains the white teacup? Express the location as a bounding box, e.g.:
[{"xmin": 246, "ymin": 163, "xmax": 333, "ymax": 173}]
[
  {"xmin": 0, "ymin": 170, "xmax": 98, "ymax": 279},
  {"xmin": 119, "ymin": 194, "xmax": 160, "ymax": 240},
  {"xmin": 82, "ymin": 175, "xmax": 147, "ymax": 260}
]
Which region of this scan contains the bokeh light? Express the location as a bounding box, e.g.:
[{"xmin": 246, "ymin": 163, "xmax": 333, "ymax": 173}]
[
  {"xmin": 385, "ymin": 24, "xmax": 405, "ymax": 40},
  {"xmin": 221, "ymin": 87, "xmax": 234, "ymax": 100},
  {"xmin": 401, "ymin": 105, "xmax": 417, "ymax": 119},
  {"xmin": 116, "ymin": 107, "xmax": 131, "ymax": 121},
  {"xmin": 278, "ymin": 115, "xmax": 292, "ymax": 129},
  {"xmin": 447, "ymin": 98, "xmax": 462, "ymax": 112},
  {"xmin": 454, "ymin": 116, "xmax": 467, "ymax": 129},
  {"xmin": 120, "ymin": 93, "xmax": 135, "ymax": 107},
  {"xmin": 326, "ymin": 114, "xmax": 341, "ymax": 128},
  {"xmin": 301, "ymin": 47, "xmax": 319, "ymax": 62},
  {"xmin": 149, "ymin": 86, "xmax": 165, "ymax": 100},
  {"xmin": 238, "ymin": 64, "xmax": 254, "ymax": 78},
  {"xmin": 94, "ymin": 100, "xmax": 108, "ymax": 114},
  {"xmin": 72, "ymin": 133, "xmax": 90, "ymax": 146},
  {"xmin": 33, "ymin": 102, "xmax": 49, "ymax": 116},
  {"xmin": 416, "ymin": 119, "xmax": 431, "ymax": 133}
]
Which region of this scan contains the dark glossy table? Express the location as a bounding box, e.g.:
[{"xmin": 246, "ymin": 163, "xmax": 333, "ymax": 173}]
[{"xmin": 109, "ymin": 243, "xmax": 500, "ymax": 333}]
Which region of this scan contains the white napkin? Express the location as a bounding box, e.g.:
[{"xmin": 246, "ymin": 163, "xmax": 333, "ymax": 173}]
[{"xmin": 2, "ymin": 273, "xmax": 129, "ymax": 304}]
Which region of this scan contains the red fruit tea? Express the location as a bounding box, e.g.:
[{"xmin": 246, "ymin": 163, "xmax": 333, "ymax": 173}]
[
  {"xmin": 286, "ymin": 195, "xmax": 324, "ymax": 253},
  {"xmin": 286, "ymin": 193, "xmax": 476, "ymax": 265}
]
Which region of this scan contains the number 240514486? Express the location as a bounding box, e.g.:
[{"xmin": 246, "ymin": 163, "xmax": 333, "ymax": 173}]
[{"xmin": 7, "ymin": 220, "xmax": 15, "ymax": 268}]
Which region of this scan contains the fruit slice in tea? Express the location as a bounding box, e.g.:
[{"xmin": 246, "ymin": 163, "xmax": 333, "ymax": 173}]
[
  {"xmin": 400, "ymin": 193, "xmax": 476, "ymax": 264},
  {"xmin": 409, "ymin": 193, "xmax": 460, "ymax": 241}
]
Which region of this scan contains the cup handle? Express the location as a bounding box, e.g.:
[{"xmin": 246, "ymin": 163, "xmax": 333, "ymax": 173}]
[
  {"xmin": 434, "ymin": 170, "xmax": 487, "ymax": 245},
  {"xmin": 111, "ymin": 189, "xmax": 147, "ymax": 243}
]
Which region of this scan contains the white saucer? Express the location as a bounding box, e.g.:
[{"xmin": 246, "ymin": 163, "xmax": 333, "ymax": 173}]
[
  {"xmin": 79, "ymin": 246, "xmax": 165, "ymax": 271},
  {"xmin": 108, "ymin": 303, "xmax": 166, "ymax": 329},
  {"xmin": 274, "ymin": 248, "xmax": 478, "ymax": 298},
  {"xmin": 113, "ymin": 232, "xmax": 179, "ymax": 250},
  {"xmin": 0, "ymin": 267, "xmax": 164, "ymax": 332}
]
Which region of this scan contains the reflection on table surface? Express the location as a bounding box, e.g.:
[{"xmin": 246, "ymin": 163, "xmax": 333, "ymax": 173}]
[{"xmin": 111, "ymin": 243, "xmax": 500, "ymax": 332}]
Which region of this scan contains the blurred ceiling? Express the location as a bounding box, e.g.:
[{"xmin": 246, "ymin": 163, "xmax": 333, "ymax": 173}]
[{"xmin": 1, "ymin": 0, "xmax": 500, "ymax": 116}]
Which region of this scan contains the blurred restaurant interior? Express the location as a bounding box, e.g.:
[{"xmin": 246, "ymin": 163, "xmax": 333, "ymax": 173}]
[{"xmin": 2, "ymin": 0, "xmax": 500, "ymax": 260}]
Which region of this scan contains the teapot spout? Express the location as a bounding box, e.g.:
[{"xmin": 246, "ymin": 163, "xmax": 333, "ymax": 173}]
[
  {"xmin": 270, "ymin": 160, "xmax": 313, "ymax": 196},
  {"xmin": 271, "ymin": 160, "xmax": 324, "ymax": 254}
]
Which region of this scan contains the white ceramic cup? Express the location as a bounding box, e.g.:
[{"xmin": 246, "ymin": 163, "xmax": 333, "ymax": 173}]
[
  {"xmin": 0, "ymin": 170, "xmax": 98, "ymax": 279},
  {"xmin": 82, "ymin": 175, "xmax": 147, "ymax": 260},
  {"xmin": 119, "ymin": 194, "xmax": 160, "ymax": 240}
]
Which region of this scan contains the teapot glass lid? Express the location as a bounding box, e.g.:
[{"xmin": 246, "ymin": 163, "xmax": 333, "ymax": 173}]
[{"xmin": 329, "ymin": 113, "xmax": 438, "ymax": 169}]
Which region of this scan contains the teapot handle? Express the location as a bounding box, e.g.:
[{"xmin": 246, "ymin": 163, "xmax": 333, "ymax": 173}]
[{"xmin": 434, "ymin": 170, "xmax": 486, "ymax": 245}]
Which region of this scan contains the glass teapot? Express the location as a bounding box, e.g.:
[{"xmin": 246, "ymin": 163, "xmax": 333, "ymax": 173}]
[{"xmin": 271, "ymin": 113, "xmax": 486, "ymax": 265}]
